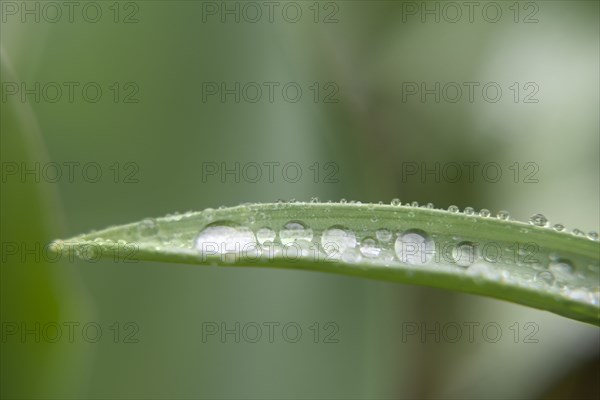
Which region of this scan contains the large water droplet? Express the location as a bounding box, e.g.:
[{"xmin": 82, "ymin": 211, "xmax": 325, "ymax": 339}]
[
  {"xmin": 394, "ymin": 230, "xmax": 435, "ymax": 265},
  {"xmin": 194, "ymin": 222, "xmax": 257, "ymax": 254},
  {"xmin": 256, "ymin": 227, "xmax": 276, "ymax": 244},
  {"xmin": 452, "ymin": 241, "xmax": 478, "ymax": 267},
  {"xmin": 280, "ymin": 221, "xmax": 313, "ymax": 245},
  {"xmin": 321, "ymin": 226, "xmax": 357, "ymax": 258},
  {"xmin": 549, "ymin": 259, "xmax": 574, "ymax": 275},
  {"xmin": 376, "ymin": 229, "xmax": 393, "ymax": 243},
  {"xmin": 529, "ymin": 213, "xmax": 548, "ymax": 227},
  {"xmin": 138, "ymin": 218, "xmax": 159, "ymax": 237},
  {"xmin": 360, "ymin": 237, "xmax": 381, "ymax": 258}
]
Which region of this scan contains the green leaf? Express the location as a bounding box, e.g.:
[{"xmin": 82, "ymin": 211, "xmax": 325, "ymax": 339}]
[{"xmin": 56, "ymin": 202, "xmax": 600, "ymax": 325}]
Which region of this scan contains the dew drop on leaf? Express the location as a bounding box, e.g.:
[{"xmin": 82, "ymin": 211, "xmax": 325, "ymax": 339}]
[
  {"xmin": 322, "ymin": 226, "xmax": 357, "ymax": 258},
  {"xmin": 479, "ymin": 209, "xmax": 491, "ymax": 217},
  {"xmin": 360, "ymin": 237, "xmax": 381, "ymax": 258},
  {"xmin": 194, "ymin": 222, "xmax": 257, "ymax": 254},
  {"xmin": 394, "ymin": 230, "xmax": 435, "ymax": 265},
  {"xmin": 529, "ymin": 213, "xmax": 549, "ymax": 227},
  {"xmin": 279, "ymin": 221, "xmax": 313, "ymax": 245},
  {"xmin": 138, "ymin": 218, "xmax": 159, "ymax": 237},
  {"xmin": 391, "ymin": 198, "xmax": 401, "ymax": 206},
  {"xmin": 256, "ymin": 227, "xmax": 276, "ymax": 244},
  {"xmin": 496, "ymin": 210, "xmax": 510, "ymax": 220},
  {"xmin": 376, "ymin": 229, "xmax": 392, "ymax": 243}
]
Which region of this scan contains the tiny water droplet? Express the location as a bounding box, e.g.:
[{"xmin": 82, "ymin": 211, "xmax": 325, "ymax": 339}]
[
  {"xmin": 553, "ymin": 224, "xmax": 565, "ymax": 232},
  {"xmin": 534, "ymin": 271, "xmax": 555, "ymax": 285},
  {"xmin": 256, "ymin": 227, "xmax": 276, "ymax": 244},
  {"xmin": 322, "ymin": 226, "xmax": 357, "ymax": 258},
  {"xmin": 370, "ymin": 216, "xmax": 378, "ymax": 223},
  {"xmin": 572, "ymin": 229, "xmax": 585, "ymax": 236},
  {"xmin": 310, "ymin": 197, "xmax": 319, "ymax": 203},
  {"xmin": 391, "ymin": 198, "xmax": 401, "ymax": 206},
  {"xmin": 138, "ymin": 218, "xmax": 159, "ymax": 237},
  {"xmin": 479, "ymin": 209, "xmax": 490, "ymax": 218},
  {"xmin": 426, "ymin": 203, "xmax": 435, "ymax": 209},
  {"xmin": 394, "ymin": 230, "xmax": 435, "ymax": 265},
  {"xmin": 340, "ymin": 198, "xmax": 347, "ymax": 204},
  {"xmin": 360, "ymin": 237, "xmax": 381, "ymax": 258},
  {"xmin": 529, "ymin": 213, "xmax": 548, "ymax": 227},
  {"xmin": 376, "ymin": 229, "xmax": 393, "ymax": 243},
  {"xmin": 587, "ymin": 231, "xmax": 598, "ymax": 241},
  {"xmin": 280, "ymin": 221, "xmax": 313, "ymax": 245},
  {"xmin": 464, "ymin": 207, "xmax": 474, "ymax": 216},
  {"xmin": 411, "ymin": 201, "xmax": 419, "ymax": 207},
  {"xmin": 496, "ymin": 210, "xmax": 510, "ymax": 220},
  {"xmin": 447, "ymin": 205, "xmax": 459, "ymax": 213}
]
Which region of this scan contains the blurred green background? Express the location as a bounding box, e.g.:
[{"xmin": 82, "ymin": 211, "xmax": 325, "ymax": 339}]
[{"xmin": 1, "ymin": 1, "xmax": 599, "ymax": 398}]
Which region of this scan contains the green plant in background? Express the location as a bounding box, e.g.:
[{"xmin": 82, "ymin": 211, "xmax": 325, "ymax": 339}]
[{"xmin": 57, "ymin": 202, "xmax": 600, "ymax": 325}]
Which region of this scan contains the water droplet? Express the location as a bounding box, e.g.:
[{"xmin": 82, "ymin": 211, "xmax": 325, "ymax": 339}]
[
  {"xmin": 452, "ymin": 241, "xmax": 478, "ymax": 267},
  {"xmin": 411, "ymin": 201, "xmax": 419, "ymax": 207},
  {"xmin": 256, "ymin": 227, "xmax": 276, "ymax": 244},
  {"xmin": 426, "ymin": 203, "xmax": 435, "ymax": 209},
  {"xmin": 376, "ymin": 229, "xmax": 393, "ymax": 243},
  {"xmin": 340, "ymin": 198, "xmax": 347, "ymax": 204},
  {"xmin": 448, "ymin": 205, "xmax": 459, "ymax": 213},
  {"xmin": 549, "ymin": 259, "xmax": 574, "ymax": 275},
  {"xmin": 394, "ymin": 230, "xmax": 435, "ymax": 265},
  {"xmin": 280, "ymin": 221, "xmax": 313, "ymax": 245},
  {"xmin": 534, "ymin": 271, "xmax": 555, "ymax": 285},
  {"xmin": 572, "ymin": 228, "xmax": 585, "ymax": 236},
  {"xmin": 194, "ymin": 222, "xmax": 257, "ymax": 254},
  {"xmin": 529, "ymin": 213, "xmax": 548, "ymax": 227},
  {"xmin": 496, "ymin": 210, "xmax": 510, "ymax": 220},
  {"xmin": 391, "ymin": 198, "xmax": 401, "ymax": 206},
  {"xmin": 360, "ymin": 237, "xmax": 381, "ymax": 258},
  {"xmin": 553, "ymin": 224, "xmax": 565, "ymax": 232},
  {"xmin": 479, "ymin": 209, "xmax": 490, "ymax": 218},
  {"xmin": 321, "ymin": 226, "xmax": 357, "ymax": 258},
  {"xmin": 341, "ymin": 248, "xmax": 362, "ymax": 263},
  {"xmin": 310, "ymin": 197, "xmax": 319, "ymax": 203},
  {"xmin": 370, "ymin": 217, "xmax": 378, "ymax": 223},
  {"xmin": 138, "ymin": 218, "xmax": 158, "ymax": 237},
  {"xmin": 587, "ymin": 231, "xmax": 598, "ymax": 241},
  {"xmin": 464, "ymin": 207, "xmax": 474, "ymax": 216}
]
